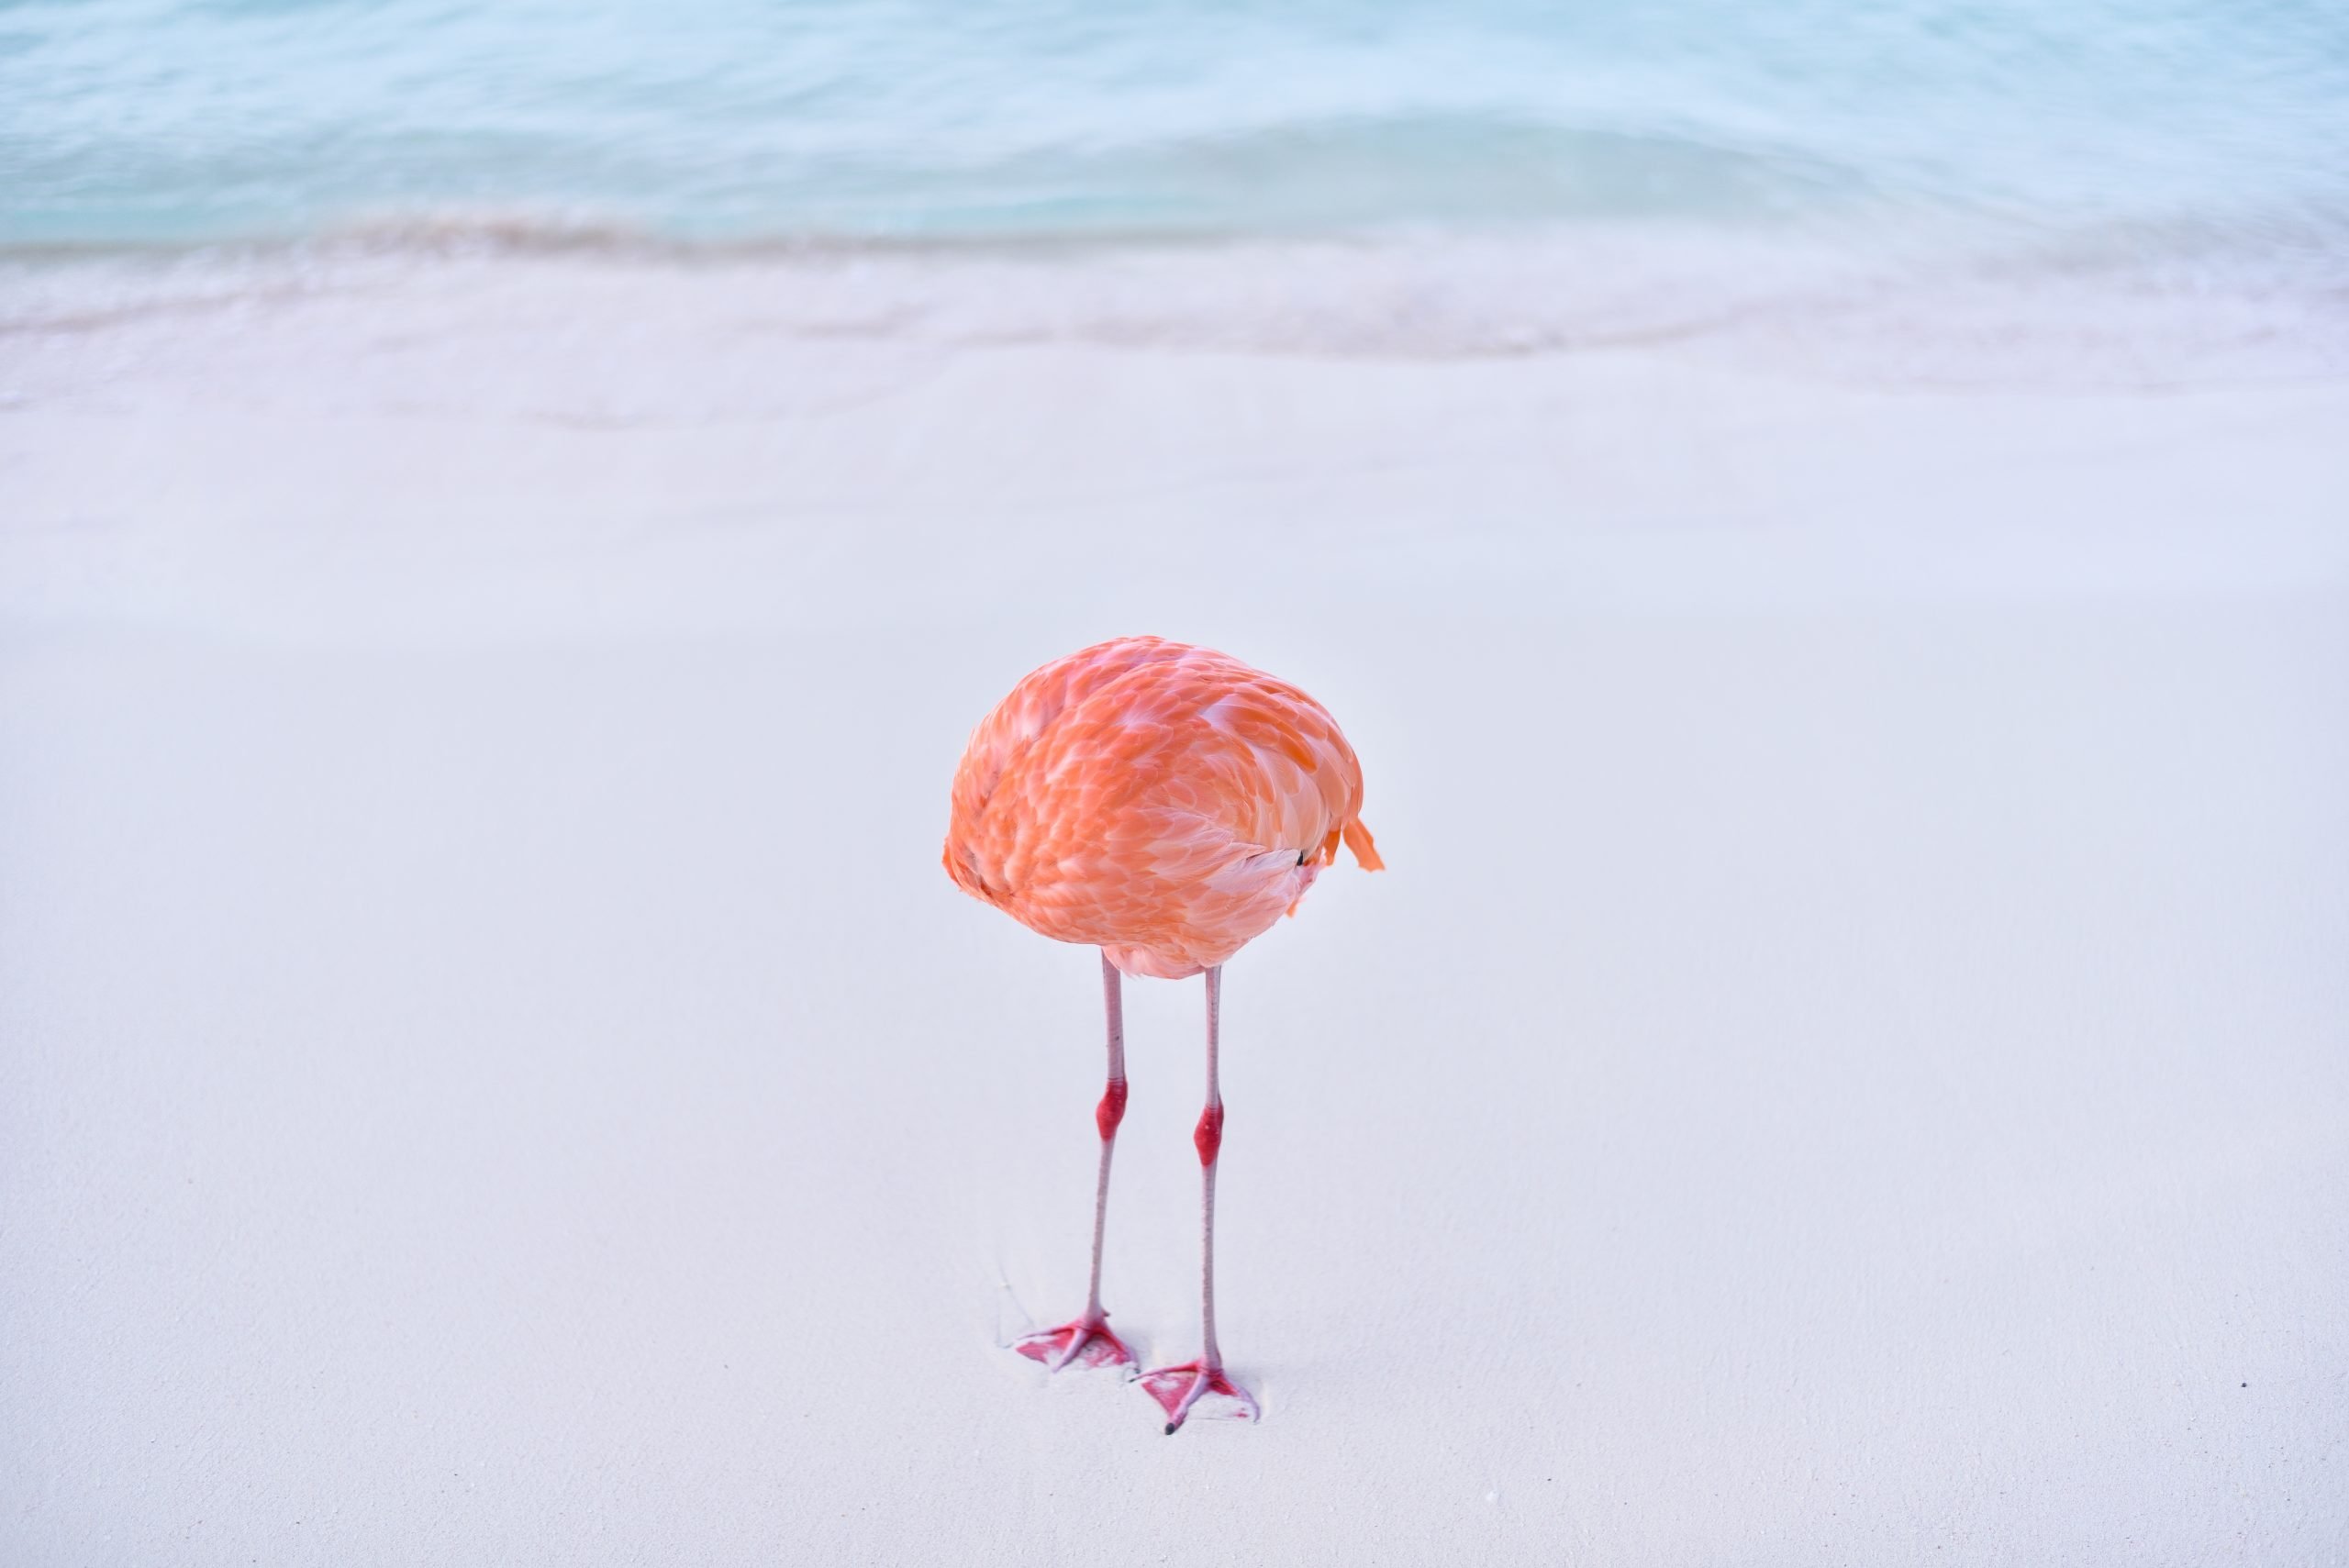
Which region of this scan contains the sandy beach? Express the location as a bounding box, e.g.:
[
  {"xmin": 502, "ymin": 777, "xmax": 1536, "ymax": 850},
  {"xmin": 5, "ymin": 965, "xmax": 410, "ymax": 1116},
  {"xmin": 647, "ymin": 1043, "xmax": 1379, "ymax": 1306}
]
[{"xmin": 4, "ymin": 246, "xmax": 2346, "ymax": 1563}]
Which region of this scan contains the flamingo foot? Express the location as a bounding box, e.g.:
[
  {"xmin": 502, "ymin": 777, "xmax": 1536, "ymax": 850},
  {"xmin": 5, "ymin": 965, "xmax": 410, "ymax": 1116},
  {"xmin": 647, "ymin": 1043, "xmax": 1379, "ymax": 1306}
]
[
  {"xmin": 1139, "ymin": 1360, "xmax": 1258, "ymax": 1433},
  {"xmin": 1013, "ymin": 1314, "xmax": 1134, "ymax": 1374}
]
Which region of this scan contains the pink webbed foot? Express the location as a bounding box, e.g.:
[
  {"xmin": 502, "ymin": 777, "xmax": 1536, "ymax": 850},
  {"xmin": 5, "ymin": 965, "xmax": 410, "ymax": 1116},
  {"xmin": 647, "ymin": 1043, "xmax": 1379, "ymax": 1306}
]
[
  {"xmin": 1139, "ymin": 1360, "xmax": 1258, "ymax": 1433},
  {"xmin": 1013, "ymin": 1314, "xmax": 1134, "ymax": 1374}
]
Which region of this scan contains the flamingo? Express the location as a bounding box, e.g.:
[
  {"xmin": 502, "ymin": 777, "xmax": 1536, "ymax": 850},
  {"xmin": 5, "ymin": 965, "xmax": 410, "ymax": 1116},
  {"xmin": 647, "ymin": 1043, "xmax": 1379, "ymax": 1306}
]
[{"xmin": 944, "ymin": 636, "xmax": 1381, "ymax": 1433}]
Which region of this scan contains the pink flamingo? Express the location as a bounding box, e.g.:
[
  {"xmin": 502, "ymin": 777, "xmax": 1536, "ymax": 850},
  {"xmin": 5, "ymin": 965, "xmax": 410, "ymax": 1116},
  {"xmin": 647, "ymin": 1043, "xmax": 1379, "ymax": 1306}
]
[{"xmin": 944, "ymin": 636, "xmax": 1381, "ymax": 1433}]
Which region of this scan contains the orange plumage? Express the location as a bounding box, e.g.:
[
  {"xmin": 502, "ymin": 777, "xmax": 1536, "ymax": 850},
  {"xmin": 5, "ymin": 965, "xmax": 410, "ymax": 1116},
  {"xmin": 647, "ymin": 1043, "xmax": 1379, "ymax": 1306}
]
[{"xmin": 944, "ymin": 636, "xmax": 1382, "ymax": 978}]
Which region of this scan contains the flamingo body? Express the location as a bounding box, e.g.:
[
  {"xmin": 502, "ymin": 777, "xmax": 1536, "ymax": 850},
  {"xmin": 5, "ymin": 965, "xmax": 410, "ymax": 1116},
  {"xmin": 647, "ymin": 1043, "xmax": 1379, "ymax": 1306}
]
[{"xmin": 944, "ymin": 636, "xmax": 1381, "ymax": 977}]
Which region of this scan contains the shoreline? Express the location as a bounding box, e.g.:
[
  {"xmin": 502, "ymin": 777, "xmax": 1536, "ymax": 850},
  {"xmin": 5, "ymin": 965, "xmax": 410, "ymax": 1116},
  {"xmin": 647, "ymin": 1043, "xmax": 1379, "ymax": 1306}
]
[{"xmin": 6, "ymin": 225, "xmax": 2344, "ymax": 395}]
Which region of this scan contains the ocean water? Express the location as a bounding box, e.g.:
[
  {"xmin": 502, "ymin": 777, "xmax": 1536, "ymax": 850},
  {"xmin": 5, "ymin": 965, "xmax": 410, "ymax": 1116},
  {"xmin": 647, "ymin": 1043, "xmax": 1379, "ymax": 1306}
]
[
  {"xmin": 6, "ymin": 0, "xmax": 2345, "ymax": 248},
  {"xmin": 3, "ymin": 0, "xmax": 2346, "ymax": 377}
]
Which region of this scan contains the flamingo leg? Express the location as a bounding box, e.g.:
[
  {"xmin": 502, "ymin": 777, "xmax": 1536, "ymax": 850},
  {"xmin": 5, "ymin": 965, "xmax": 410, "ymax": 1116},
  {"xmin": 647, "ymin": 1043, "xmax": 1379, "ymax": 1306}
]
[
  {"xmin": 1141, "ymin": 964, "xmax": 1260, "ymax": 1432},
  {"xmin": 1013, "ymin": 951, "xmax": 1135, "ymax": 1374}
]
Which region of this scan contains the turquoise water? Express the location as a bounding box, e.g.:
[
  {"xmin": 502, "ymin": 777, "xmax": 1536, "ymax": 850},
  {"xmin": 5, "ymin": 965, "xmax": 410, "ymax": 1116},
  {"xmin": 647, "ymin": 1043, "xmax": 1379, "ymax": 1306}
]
[{"xmin": 3, "ymin": 0, "xmax": 2345, "ymax": 250}]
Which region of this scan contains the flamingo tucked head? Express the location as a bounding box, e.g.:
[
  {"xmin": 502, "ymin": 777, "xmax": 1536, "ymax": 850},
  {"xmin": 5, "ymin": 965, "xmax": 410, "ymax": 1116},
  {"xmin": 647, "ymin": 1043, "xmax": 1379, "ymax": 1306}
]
[{"xmin": 945, "ymin": 636, "xmax": 1381, "ymax": 978}]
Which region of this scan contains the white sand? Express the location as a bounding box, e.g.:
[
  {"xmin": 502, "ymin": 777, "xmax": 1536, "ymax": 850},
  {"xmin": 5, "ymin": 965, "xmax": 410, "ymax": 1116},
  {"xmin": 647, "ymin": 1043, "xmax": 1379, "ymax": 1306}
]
[{"xmin": 3, "ymin": 252, "xmax": 2346, "ymax": 1564}]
